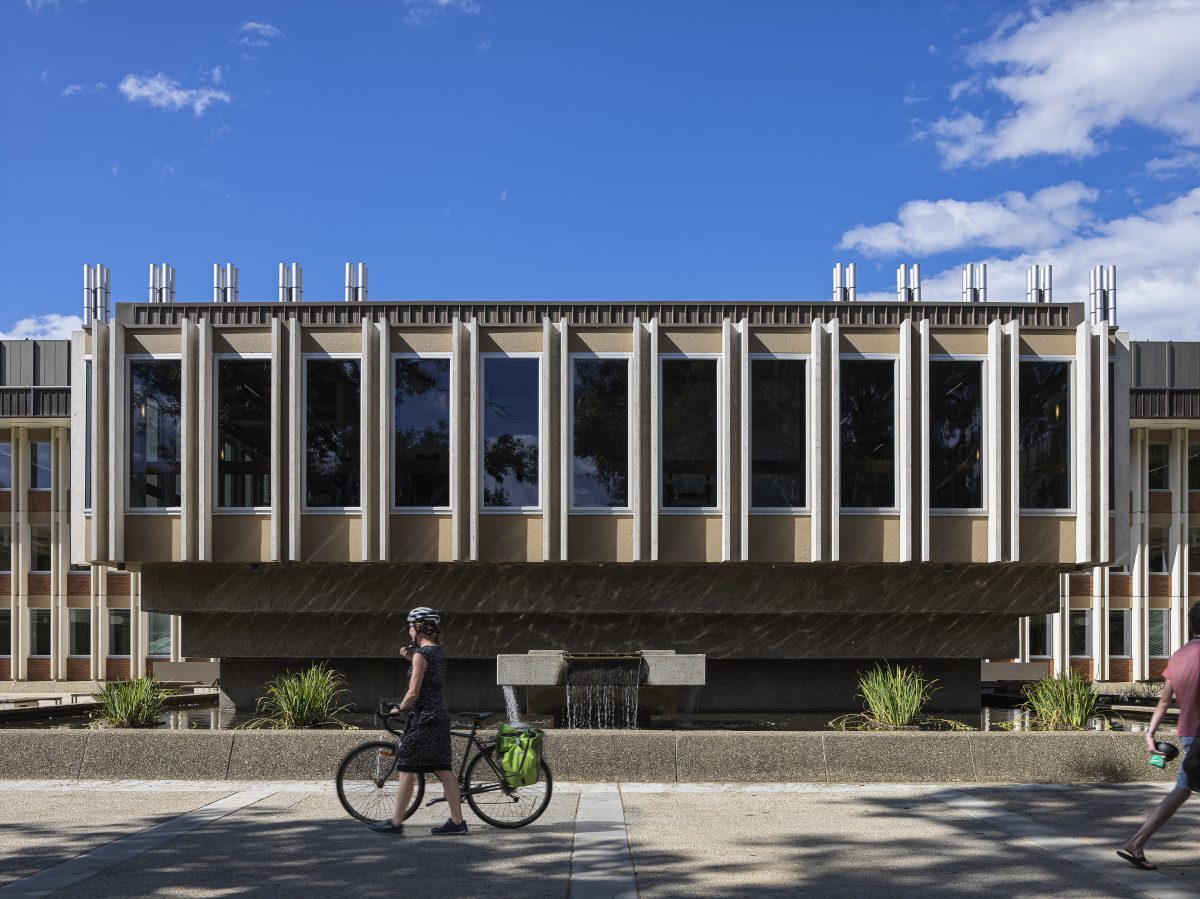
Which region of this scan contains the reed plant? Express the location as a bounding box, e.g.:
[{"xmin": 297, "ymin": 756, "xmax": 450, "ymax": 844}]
[
  {"xmin": 828, "ymin": 663, "xmax": 964, "ymax": 730},
  {"xmin": 240, "ymin": 662, "xmax": 352, "ymax": 729},
  {"xmin": 90, "ymin": 676, "xmax": 170, "ymax": 728},
  {"xmin": 1021, "ymin": 671, "xmax": 1103, "ymax": 730}
]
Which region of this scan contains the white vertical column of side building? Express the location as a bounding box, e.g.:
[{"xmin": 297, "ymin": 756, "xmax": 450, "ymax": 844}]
[
  {"xmin": 898, "ymin": 322, "xmax": 913, "ymax": 562},
  {"xmin": 559, "ymin": 317, "xmax": 569, "ymax": 562},
  {"xmin": 734, "ymin": 319, "xmax": 744, "ymax": 556},
  {"xmin": 54, "ymin": 428, "xmax": 69, "ymax": 679},
  {"xmin": 287, "ymin": 318, "xmax": 302, "ymax": 562},
  {"xmin": 809, "ymin": 317, "xmax": 824, "ymax": 562},
  {"xmin": 14, "ymin": 430, "xmax": 28, "ymax": 679},
  {"xmin": 1113, "ymin": 332, "xmax": 1132, "ymax": 569},
  {"xmin": 450, "ymin": 318, "xmax": 463, "ymax": 562},
  {"xmin": 720, "ymin": 318, "xmax": 734, "ymax": 562},
  {"xmin": 69, "ymin": 331, "xmax": 86, "ymax": 567},
  {"xmin": 359, "ymin": 316, "xmax": 376, "ymax": 562},
  {"xmin": 197, "ymin": 319, "xmax": 213, "ymax": 561},
  {"xmin": 108, "ymin": 321, "xmax": 125, "ymax": 563},
  {"xmin": 1005, "ymin": 321, "xmax": 1021, "ymax": 561},
  {"xmin": 1170, "ymin": 428, "xmax": 1187, "ymax": 653},
  {"xmin": 630, "ymin": 317, "xmax": 643, "ymax": 562},
  {"xmin": 1092, "ymin": 564, "xmax": 1107, "ymax": 680},
  {"xmin": 468, "ymin": 318, "xmax": 480, "ymax": 561},
  {"xmin": 1131, "ymin": 429, "xmax": 1148, "ymax": 681},
  {"xmin": 1075, "ymin": 322, "xmax": 1093, "ymax": 564},
  {"xmin": 180, "ymin": 317, "xmax": 197, "ymax": 561},
  {"xmin": 918, "ymin": 320, "xmax": 931, "ymax": 561},
  {"xmin": 1052, "ymin": 573, "xmax": 1068, "ymax": 675},
  {"xmin": 649, "ymin": 318, "xmax": 660, "ymax": 561},
  {"xmin": 828, "ymin": 318, "xmax": 841, "ymax": 561},
  {"xmin": 91, "ymin": 320, "xmax": 109, "ymax": 564},
  {"xmin": 541, "ymin": 317, "xmax": 554, "ymax": 563},
  {"xmin": 376, "ymin": 318, "xmax": 390, "ymax": 562},
  {"xmin": 986, "ymin": 320, "xmax": 1003, "ymax": 561},
  {"xmin": 269, "ymin": 318, "xmax": 284, "ymax": 561},
  {"xmin": 133, "ymin": 570, "xmax": 146, "ymax": 678},
  {"xmin": 1096, "ymin": 324, "xmax": 1110, "ymax": 563},
  {"xmin": 95, "ymin": 561, "xmax": 108, "ymax": 680}
]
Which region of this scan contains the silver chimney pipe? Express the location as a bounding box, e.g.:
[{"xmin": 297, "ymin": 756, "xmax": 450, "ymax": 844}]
[
  {"xmin": 961, "ymin": 264, "xmax": 986, "ymax": 302},
  {"xmin": 896, "ymin": 263, "xmax": 921, "ymax": 302},
  {"xmin": 358, "ymin": 262, "xmax": 368, "ymax": 302},
  {"xmin": 1026, "ymin": 264, "xmax": 1052, "ymax": 303},
  {"xmin": 832, "ymin": 263, "xmax": 856, "ymax": 302},
  {"xmin": 148, "ymin": 263, "xmax": 175, "ymax": 304},
  {"xmin": 279, "ymin": 263, "xmax": 304, "ymax": 302},
  {"xmin": 214, "ymin": 263, "xmax": 239, "ymax": 302},
  {"xmin": 1090, "ymin": 265, "xmax": 1117, "ymax": 325},
  {"xmin": 344, "ymin": 263, "xmax": 354, "ymax": 303},
  {"xmin": 846, "ymin": 262, "xmax": 856, "ymax": 301},
  {"xmin": 83, "ymin": 264, "xmax": 111, "ymax": 325},
  {"xmin": 832, "ymin": 263, "xmax": 844, "ymax": 302}
]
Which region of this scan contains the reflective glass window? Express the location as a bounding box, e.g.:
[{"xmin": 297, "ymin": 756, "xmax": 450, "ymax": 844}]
[
  {"xmin": 129, "ymin": 360, "xmax": 182, "ymax": 508},
  {"xmin": 0, "ymin": 609, "xmax": 8, "ymax": 655},
  {"xmin": 108, "ymin": 609, "xmax": 131, "ymax": 657},
  {"xmin": 1109, "ymin": 609, "xmax": 1131, "ymax": 657},
  {"xmin": 483, "ymin": 357, "xmax": 540, "ymax": 508},
  {"xmin": 1149, "ymin": 609, "xmax": 1169, "ymax": 657},
  {"xmin": 1149, "ymin": 525, "xmax": 1170, "ymax": 574},
  {"xmin": 395, "ymin": 359, "xmax": 451, "ymax": 507},
  {"xmin": 148, "ymin": 612, "xmax": 172, "ymax": 657},
  {"xmin": 1019, "ymin": 361, "xmax": 1071, "ymax": 509},
  {"xmin": 305, "ymin": 359, "xmax": 361, "ymax": 508},
  {"xmin": 0, "ymin": 525, "xmax": 10, "ymax": 572},
  {"xmin": 1068, "ymin": 609, "xmax": 1091, "ymax": 657},
  {"xmin": 217, "ymin": 359, "xmax": 272, "ymax": 508},
  {"xmin": 840, "ymin": 360, "xmax": 895, "ymax": 508},
  {"xmin": 1148, "ymin": 444, "xmax": 1170, "ymax": 491},
  {"xmin": 1189, "ymin": 442, "xmax": 1199, "ymax": 491},
  {"xmin": 929, "ymin": 360, "xmax": 983, "ymax": 509},
  {"xmin": 751, "ymin": 359, "xmax": 805, "ymax": 508},
  {"xmin": 29, "ymin": 609, "xmax": 50, "ymax": 656},
  {"xmin": 69, "ymin": 609, "xmax": 90, "ymax": 656},
  {"xmin": 30, "ymin": 442, "xmax": 51, "ymax": 489},
  {"xmin": 662, "ymin": 359, "xmax": 718, "ymax": 509},
  {"xmin": 1191, "ymin": 526, "xmax": 1200, "ymax": 574},
  {"xmin": 572, "ymin": 358, "xmax": 629, "ymax": 508},
  {"xmin": 1028, "ymin": 614, "xmax": 1051, "ymax": 657},
  {"xmin": 0, "ymin": 441, "xmax": 10, "ymax": 490},
  {"xmin": 30, "ymin": 524, "xmax": 51, "ymax": 572}
]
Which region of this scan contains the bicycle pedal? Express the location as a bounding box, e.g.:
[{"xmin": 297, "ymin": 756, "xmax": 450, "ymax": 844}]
[{"xmin": 425, "ymin": 797, "xmax": 446, "ymax": 807}]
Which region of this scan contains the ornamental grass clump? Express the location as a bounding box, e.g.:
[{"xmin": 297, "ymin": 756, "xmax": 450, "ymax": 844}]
[
  {"xmin": 90, "ymin": 676, "xmax": 170, "ymax": 729},
  {"xmin": 829, "ymin": 663, "xmax": 965, "ymax": 730},
  {"xmin": 1021, "ymin": 671, "xmax": 1103, "ymax": 730},
  {"xmin": 240, "ymin": 662, "xmax": 352, "ymax": 729}
]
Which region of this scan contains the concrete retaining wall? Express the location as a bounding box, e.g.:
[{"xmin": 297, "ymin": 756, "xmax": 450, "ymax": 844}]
[{"xmin": 0, "ymin": 729, "xmax": 1178, "ymax": 784}]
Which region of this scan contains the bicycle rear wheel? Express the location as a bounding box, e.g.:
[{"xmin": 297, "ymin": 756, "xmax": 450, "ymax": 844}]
[
  {"xmin": 336, "ymin": 741, "xmax": 425, "ymax": 824},
  {"xmin": 463, "ymin": 744, "xmax": 553, "ymax": 829}
]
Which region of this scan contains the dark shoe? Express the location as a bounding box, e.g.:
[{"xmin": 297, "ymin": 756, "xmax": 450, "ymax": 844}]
[
  {"xmin": 1116, "ymin": 850, "xmax": 1156, "ymax": 870},
  {"xmin": 431, "ymin": 818, "xmax": 468, "ymax": 835},
  {"xmin": 367, "ymin": 820, "xmax": 405, "ymax": 835}
]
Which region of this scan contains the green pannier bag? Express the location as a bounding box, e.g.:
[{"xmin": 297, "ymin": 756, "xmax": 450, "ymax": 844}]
[{"xmin": 495, "ymin": 724, "xmax": 544, "ymax": 787}]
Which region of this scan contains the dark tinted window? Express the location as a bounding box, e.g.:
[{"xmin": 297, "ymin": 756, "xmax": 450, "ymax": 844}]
[
  {"xmin": 662, "ymin": 359, "xmax": 718, "ymax": 509},
  {"xmin": 751, "ymin": 359, "xmax": 805, "ymax": 508},
  {"xmin": 31, "ymin": 524, "xmax": 50, "ymax": 572},
  {"xmin": 483, "ymin": 357, "xmax": 540, "ymax": 508},
  {"xmin": 572, "ymin": 358, "xmax": 629, "ymax": 508},
  {"xmin": 69, "ymin": 609, "xmax": 90, "ymax": 656},
  {"xmin": 1068, "ymin": 609, "xmax": 1090, "ymax": 657},
  {"xmin": 0, "ymin": 609, "xmax": 8, "ymax": 655},
  {"xmin": 218, "ymin": 359, "xmax": 272, "ymax": 508},
  {"xmin": 1190, "ymin": 442, "xmax": 1199, "ymax": 490},
  {"xmin": 1109, "ymin": 609, "xmax": 1130, "ymax": 657},
  {"xmin": 395, "ymin": 358, "xmax": 451, "ymax": 507},
  {"xmin": 306, "ymin": 359, "xmax": 361, "ymax": 507},
  {"xmin": 1028, "ymin": 615, "xmax": 1051, "ymax": 657},
  {"xmin": 109, "ymin": 609, "xmax": 131, "ymax": 656},
  {"xmin": 0, "ymin": 442, "xmax": 10, "ymax": 490},
  {"xmin": 29, "ymin": 609, "xmax": 50, "ymax": 656},
  {"xmin": 0, "ymin": 525, "xmax": 10, "ymax": 571},
  {"xmin": 840, "ymin": 360, "xmax": 894, "ymax": 508},
  {"xmin": 129, "ymin": 360, "xmax": 182, "ymax": 508},
  {"xmin": 929, "ymin": 361, "xmax": 983, "ymax": 509},
  {"xmin": 1019, "ymin": 361, "xmax": 1070, "ymax": 509},
  {"xmin": 1148, "ymin": 444, "xmax": 1169, "ymax": 490},
  {"xmin": 30, "ymin": 442, "xmax": 51, "ymax": 489}
]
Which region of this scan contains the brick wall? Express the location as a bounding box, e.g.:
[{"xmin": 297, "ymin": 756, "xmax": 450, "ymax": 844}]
[
  {"xmin": 26, "ymin": 658, "xmax": 50, "ymax": 680},
  {"xmin": 67, "ymin": 574, "xmax": 91, "ymax": 596},
  {"xmin": 27, "ymin": 491, "xmax": 51, "ymax": 512},
  {"xmin": 27, "ymin": 574, "xmax": 50, "ymax": 594},
  {"xmin": 0, "ymin": 491, "xmax": 10, "ymax": 513},
  {"xmin": 66, "ymin": 658, "xmax": 91, "ymax": 680},
  {"xmin": 105, "ymin": 658, "xmax": 131, "ymax": 680},
  {"xmin": 1110, "ymin": 575, "xmax": 1133, "ymax": 596},
  {"xmin": 1150, "ymin": 659, "xmax": 1169, "ymax": 679},
  {"xmin": 1149, "ymin": 492, "xmax": 1173, "ymax": 513},
  {"xmin": 1190, "ymin": 492, "xmax": 1200, "ymax": 513},
  {"xmin": 1109, "ymin": 659, "xmax": 1133, "ymax": 682},
  {"xmin": 0, "ymin": 658, "xmax": 9, "ymax": 679},
  {"xmin": 1150, "ymin": 576, "xmax": 1172, "ymax": 597},
  {"xmin": 106, "ymin": 574, "xmax": 131, "ymax": 595},
  {"xmin": 1069, "ymin": 575, "xmax": 1093, "ymax": 596},
  {"xmin": 1070, "ymin": 659, "xmax": 1094, "ymax": 680}
]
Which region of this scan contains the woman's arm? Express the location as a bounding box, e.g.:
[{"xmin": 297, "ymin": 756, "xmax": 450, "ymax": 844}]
[
  {"xmin": 1145, "ymin": 677, "xmax": 1175, "ymax": 752},
  {"xmin": 398, "ymin": 652, "xmax": 427, "ymax": 712}
]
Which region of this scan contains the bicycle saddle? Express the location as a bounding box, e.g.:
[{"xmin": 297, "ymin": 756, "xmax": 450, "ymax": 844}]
[{"xmin": 459, "ymin": 711, "xmax": 496, "ymax": 722}]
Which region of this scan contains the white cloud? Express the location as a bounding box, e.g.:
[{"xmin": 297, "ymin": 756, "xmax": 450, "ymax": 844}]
[
  {"xmin": 118, "ymin": 73, "xmax": 231, "ymax": 116},
  {"xmin": 109, "ymin": 166, "xmax": 119, "ymax": 176},
  {"xmin": 240, "ymin": 21, "xmax": 284, "ymax": 38},
  {"xmin": 930, "ymin": 0, "xmax": 1200, "ymax": 167},
  {"xmin": 499, "ymin": 189, "xmax": 507, "ymax": 201},
  {"xmin": 853, "ymin": 188, "xmax": 1200, "ymax": 341},
  {"xmin": 404, "ymin": 0, "xmax": 481, "ymax": 27},
  {"xmin": 0, "ymin": 314, "xmax": 83, "ymax": 341},
  {"xmin": 22, "ymin": 0, "xmax": 60, "ymax": 13},
  {"xmin": 839, "ymin": 182, "xmax": 1098, "ymax": 256},
  {"xmin": 61, "ymin": 82, "xmax": 106, "ymax": 97},
  {"xmin": 1147, "ymin": 151, "xmax": 1200, "ymax": 178},
  {"xmin": 209, "ymin": 65, "xmax": 224, "ymax": 85}
]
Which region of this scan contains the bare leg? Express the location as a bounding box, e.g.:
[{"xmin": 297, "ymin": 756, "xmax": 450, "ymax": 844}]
[
  {"xmin": 435, "ymin": 770, "xmax": 464, "ymax": 824},
  {"xmin": 392, "ymin": 772, "xmax": 415, "ymax": 826},
  {"xmin": 1123, "ymin": 787, "xmax": 1191, "ymax": 857}
]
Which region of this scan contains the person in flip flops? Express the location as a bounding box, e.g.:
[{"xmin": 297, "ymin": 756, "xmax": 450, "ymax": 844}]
[{"xmin": 1118, "ymin": 603, "xmax": 1200, "ymax": 870}]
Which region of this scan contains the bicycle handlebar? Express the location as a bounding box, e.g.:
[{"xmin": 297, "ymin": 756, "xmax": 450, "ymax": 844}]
[{"xmin": 376, "ymin": 700, "xmax": 410, "ymax": 737}]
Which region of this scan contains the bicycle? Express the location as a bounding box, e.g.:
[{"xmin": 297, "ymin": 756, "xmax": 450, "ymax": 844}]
[{"xmin": 336, "ymin": 703, "xmax": 553, "ymax": 829}]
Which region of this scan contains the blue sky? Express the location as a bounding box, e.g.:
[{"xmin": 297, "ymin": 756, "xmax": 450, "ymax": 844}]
[{"xmin": 2, "ymin": 0, "xmax": 1199, "ymax": 339}]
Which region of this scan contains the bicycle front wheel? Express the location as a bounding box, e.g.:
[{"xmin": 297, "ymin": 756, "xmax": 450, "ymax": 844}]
[
  {"xmin": 463, "ymin": 745, "xmax": 553, "ymax": 828},
  {"xmin": 336, "ymin": 741, "xmax": 425, "ymax": 824}
]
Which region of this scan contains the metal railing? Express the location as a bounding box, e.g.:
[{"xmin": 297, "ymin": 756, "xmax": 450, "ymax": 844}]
[
  {"xmin": 0, "ymin": 386, "xmax": 70, "ymax": 417},
  {"xmin": 1130, "ymin": 388, "xmax": 1200, "ymax": 419}
]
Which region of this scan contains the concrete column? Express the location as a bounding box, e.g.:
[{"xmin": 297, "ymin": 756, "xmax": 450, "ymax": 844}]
[
  {"xmin": 90, "ymin": 320, "xmax": 110, "ymax": 564},
  {"xmin": 54, "ymin": 427, "xmax": 69, "ymax": 680},
  {"xmin": 829, "ymin": 319, "xmax": 841, "ymax": 562},
  {"xmin": 540, "ymin": 317, "xmax": 554, "ymax": 563},
  {"xmin": 1018, "ymin": 615, "xmax": 1030, "ymax": 663},
  {"xmin": 1113, "ymin": 332, "xmax": 1132, "ymax": 568},
  {"xmin": 918, "ymin": 320, "xmax": 931, "ymax": 561},
  {"xmin": 108, "ymin": 322, "xmax": 125, "ymax": 564},
  {"xmin": 720, "ymin": 318, "xmax": 734, "ymax": 563},
  {"xmin": 180, "ymin": 318, "xmax": 198, "ymax": 561},
  {"xmin": 1092, "ymin": 566, "xmax": 1107, "ymax": 680},
  {"xmin": 95, "ymin": 564, "xmax": 107, "ymax": 681},
  {"xmin": 359, "ymin": 317, "xmax": 376, "ymax": 562},
  {"xmin": 559, "ymin": 317, "xmax": 569, "ymax": 562},
  {"xmin": 170, "ymin": 608, "xmax": 182, "ymax": 663},
  {"xmin": 986, "ymin": 320, "xmax": 1004, "ymax": 562},
  {"xmin": 1131, "ymin": 428, "xmax": 1148, "ymax": 680},
  {"xmin": 648, "ymin": 318, "xmax": 659, "ymax": 561},
  {"xmin": 630, "ymin": 318, "xmax": 643, "ymax": 562},
  {"xmin": 14, "ymin": 428, "xmax": 28, "ymax": 680},
  {"xmin": 1170, "ymin": 427, "xmax": 1187, "ymax": 653},
  {"xmin": 269, "ymin": 318, "xmax": 284, "ymax": 561},
  {"xmin": 809, "ymin": 318, "xmax": 825, "ymax": 562},
  {"xmin": 898, "ymin": 322, "xmax": 914, "ymax": 562},
  {"xmin": 1051, "ymin": 599, "xmax": 1066, "ymax": 676},
  {"xmin": 377, "ymin": 319, "xmax": 390, "ymax": 561},
  {"xmin": 1096, "ymin": 324, "xmax": 1111, "ymax": 565},
  {"xmin": 196, "ymin": 319, "xmax": 213, "ymax": 561},
  {"xmin": 132, "ymin": 571, "xmax": 145, "ymax": 678},
  {"xmin": 287, "ymin": 318, "xmax": 303, "ymax": 562},
  {"xmin": 69, "ymin": 331, "xmax": 87, "ymax": 566},
  {"xmin": 1076, "ymin": 322, "xmax": 1093, "ymax": 564},
  {"xmin": 468, "ymin": 318, "xmax": 480, "ymax": 562},
  {"xmin": 1004, "ymin": 321, "xmax": 1021, "ymax": 561},
  {"xmin": 450, "ymin": 318, "xmax": 463, "ymax": 562},
  {"xmin": 738, "ymin": 319, "xmax": 750, "ymax": 562}
]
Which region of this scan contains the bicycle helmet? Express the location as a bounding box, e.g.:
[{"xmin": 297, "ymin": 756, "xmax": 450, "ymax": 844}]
[{"xmin": 407, "ymin": 607, "xmax": 441, "ymax": 628}]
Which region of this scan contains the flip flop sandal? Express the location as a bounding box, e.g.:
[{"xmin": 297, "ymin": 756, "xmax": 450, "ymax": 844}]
[{"xmin": 1116, "ymin": 850, "xmax": 1157, "ymax": 870}]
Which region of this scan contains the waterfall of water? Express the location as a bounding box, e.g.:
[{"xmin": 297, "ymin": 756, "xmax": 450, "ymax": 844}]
[
  {"xmin": 563, "ymin": 656, "xmax": 641, "ymax": 729},
  {"xmin": 502, "ymin": 685, "xmax": 525, "ymax": 727}
]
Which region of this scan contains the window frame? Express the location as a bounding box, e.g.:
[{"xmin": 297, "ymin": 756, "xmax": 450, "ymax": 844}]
[
  {"xmin": 212, "ymin": 353, "xmax": 274, "ymax": 514},
  {"xmin": 569, "ymin": 352, "xmax": 633, "ymax": 514},
  {"xmin": 1148, "ymin": 524, "xmax": 1171, "ymax": 575},
  {"xmin": 107, "ymin": 608, "xmax": 133, "ymax": 659},
  {"xmin": 1147, "ymin": 441, "xmax": 1171, "ymax": 493},
  {"xmin": 302, "ymin": 353, "xmax": 363, "ymax": 514},
  {"xmin": 479, "ymin": 352, "xmax": 543, "ymax": 514},
  {"xmin": 29, "ymin": 441, "xmax": 53, "ymax": 492},
  {"xmin": 1068, "ymin": 608, "xmax": 1091, "ymax": 659},
  {"xmin": 391, "ymin": 352, "xmax": 454, "ymax": 514},
  {"xmin": 1108, "ymin": 607, "xmax": 1132, "ymax": 659},
  {"xmin": 28, "ymin": 608, "xmax": 51, "ymax": 658},
  {"xmin": 0, "ymin": 523, "xmax": 11, "ymax": 574},
  {"xmin": 658, "ymin": 352, "xmax": 723, "ymax": 515},
  {"xmin": 126, "ymin": 353, "xmax": 184, "ymax": 514},
  {"xmin": 1027, "ymin": 613, "xmax": 1052, "ymax": 659},
  {"xmin": 29, "ymin": 523, "xmax": 52, "ymax": 574},
  {"xmin": 747, "ymin": 352, "xmax": 809, "ymax": 514},
  {"xmin": 1017, "ymin": 355, "xmax": 1075, "ymax": 515},
  {"xmin": 838, "ymin": 353, "xmax": 899, "ymax": 514},
  {"xmin": 1148, "ymin": 608, "xmax": 1171, "ymax": 659},
  {"xmin": 68, "ymin": 608, "xmax": 91, "ymax": 658},
  {"xmin": 927, "ymin": 353, "xmax": 988, "ymax": 516}
]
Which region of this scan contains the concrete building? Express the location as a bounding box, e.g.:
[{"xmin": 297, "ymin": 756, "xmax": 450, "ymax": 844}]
[{"xmin": 62, "ymin": 260, "xmax": 1124, "ymax": 711}]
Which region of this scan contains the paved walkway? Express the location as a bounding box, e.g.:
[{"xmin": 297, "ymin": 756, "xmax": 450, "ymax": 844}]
[{"xmin": 2, "ymin": 781, "xmax": 1200, "ymax": 897}]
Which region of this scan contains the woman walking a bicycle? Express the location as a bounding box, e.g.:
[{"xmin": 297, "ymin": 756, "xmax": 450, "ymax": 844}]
[{"xmin": 368, "ymin": 607, "xmax": 468, "ymax": 836}]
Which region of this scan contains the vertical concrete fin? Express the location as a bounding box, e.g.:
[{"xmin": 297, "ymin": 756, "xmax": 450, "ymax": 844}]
[
  {"xmin": 180, "ymin": 317, "xmax": 198, "ymax": 561},
  {"xmin": 986, "ymin": 320, "xmax": 1003, "ymax": 562},
  {"xmin": 738, "ymin": 318, "xmax": 750, "ymax": 562},
  {"xmin": 898, "ymin": 321, "xmax": 914, "ymax": 562},
  {"xmin": 720, "ymin": 318, "xmax": 733, "ymax": 562},
  {"xmin": 287, "ymin": 317, "xmax": 302, "ymax": 563},
  {"xmin": 468, "ymin": 318, "xmax": 480, "ymax": 561},
  {"xmin": 1075, "ymin": 321, "xmax": 1092, "ymax": 564},
  {"xmin": 918, "ymin": 320, "xmax": 931, "ymax": 561},
  {"xmin": 1112, "ymin": 331, "xmax": 1132, "ymax": 570},
  {"xmin": 809, "ymin": 317, "xmax": 824, "ymax": 562},
  {"xmin": 377, "ymin": 319, "xmax": 390, "ymax": 562},
  {"xmin": 541, "ymin": 316, "xmax": 553, "ymax": 563},
  {"xmin": 269, "ymin": 318, "xmax": 284, "ymax": 561},
  {"xmin": 197, "ymin": 318, "xmax": 213, "ymax": 561},
  {"xmin": 450, "ymin": 317, "xmax": 463, "ymax": 562},
  {"xmin": 1170, "ymin": 427, "xmax": 1186, "ymax": 653},
  {"xmin": 559, "ymin": 316, "xmax": 569, "ymax": 562},
  {"xmin": 1006, "ymin": 320, "xmax": 1020, "ymax": 562},
  {"xmin": 630, "ymin": 317, "xmax": 643, "ymax": 562},
  {"xmin": 108, "ymin": 322, "xmax": 125, "ymax": 563},
  {"xmin": 649, "ymin": 317, "xmax": 659, "ymax": 562},
  {"xmin": 69, "ymin": 331, "xmax": 87, "ymax": 566},
  {"xmin": 1095, "ymin": 323, "xmax": 1110, "ymax": 566},
  {"xmin": 829, "ymin": 318, "xmax": 841, "ymax": 562},
  {"xmin": 359, "ymin": 316, "xmax": 376, "ymax": 562}
]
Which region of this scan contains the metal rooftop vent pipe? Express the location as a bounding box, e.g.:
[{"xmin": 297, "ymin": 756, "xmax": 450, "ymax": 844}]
[
  {"xmin": 1090, "ymin": 264, "xmax": 1117, "ymax": 326},
  {"xmin": 148, "ymin": 263, "xmax": 176, "ymax": 304},
  {"xmin": 1026, "ymin": 264, "xmax": 1052, "ymax": 303},
  {"xmin": 344, "ymin": 262, "xmax": 368, "ymax": 302},
  {"xmin": 83, "ymin": 263, "xmax": 110, "ymax": 325},
  {"xmin": 896, "ymin": 263, "xmax": 921, "ymax": 302},
  {"xmin": 961, "ymin": 263, "xmax": 986, "ymax": 302},
  {"xmin": 213, "ymin": 263, "xmax": 239, "ymax": 303},
  {"xmin": 278, "ymin": 262, "xmax": 303, "ymax": 303},
  {"xmin": 832, "ymin": 262, "xmax": 857, "ymax": 302}
]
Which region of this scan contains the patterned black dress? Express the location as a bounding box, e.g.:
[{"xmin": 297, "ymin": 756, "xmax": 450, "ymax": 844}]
[{"xmin": 395, "ymin": 644, "xmax": 452, "ymax": 773}]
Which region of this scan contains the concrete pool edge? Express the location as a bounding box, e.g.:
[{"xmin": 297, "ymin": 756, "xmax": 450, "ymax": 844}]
[{"xmin": 0, "ymin": 729, "xmax": 1180, "ymax": 784}]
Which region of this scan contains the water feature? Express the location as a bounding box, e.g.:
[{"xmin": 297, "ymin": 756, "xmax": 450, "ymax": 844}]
[
  {"xmin": 562, "ymin": 653, "xmax": 642, "ymax": 729},
  {"xmin": 502, "ymin": 685, "xmax": 525, "ymax": 727}
]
